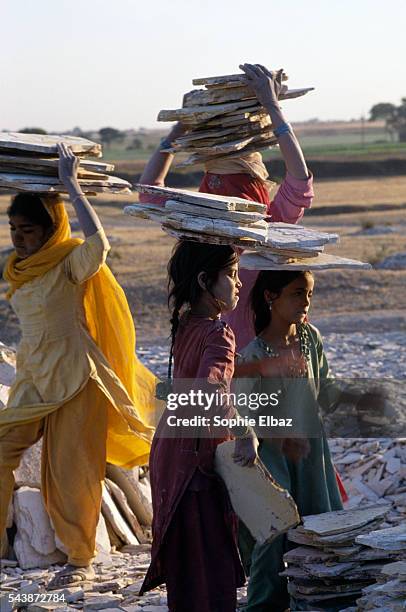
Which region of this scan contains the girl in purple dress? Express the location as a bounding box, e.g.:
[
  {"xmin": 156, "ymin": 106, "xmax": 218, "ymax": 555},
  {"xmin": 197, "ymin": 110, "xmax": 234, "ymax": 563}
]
[{"xmin": 141, "ymin": 240, "xmax": 258, "ymax": 612}]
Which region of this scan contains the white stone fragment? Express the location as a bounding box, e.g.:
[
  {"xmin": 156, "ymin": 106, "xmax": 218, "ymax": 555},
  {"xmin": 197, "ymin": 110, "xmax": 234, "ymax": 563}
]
[
  {"xmin": 215, "ymin": 440, "xmax": 299, "ymax": 544},
  {"xmin": 13, "ymin": 487, "xmax": 66, "ymax": 569},
  {"xmin": 101, "ymin": 486, "xmax": 139, "ymax": 546}
]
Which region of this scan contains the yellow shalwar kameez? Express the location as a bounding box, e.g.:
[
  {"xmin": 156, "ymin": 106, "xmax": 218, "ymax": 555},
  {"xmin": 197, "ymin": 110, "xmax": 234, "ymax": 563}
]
[{"xmin": 0, "ymin": 201, "xmax": 156, "ymax": 566}]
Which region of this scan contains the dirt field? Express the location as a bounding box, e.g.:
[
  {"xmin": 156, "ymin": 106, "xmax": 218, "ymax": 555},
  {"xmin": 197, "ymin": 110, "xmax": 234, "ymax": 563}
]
[{"xmin": 1, "ymin": 175, "xmax": 406, "ymax": 347}]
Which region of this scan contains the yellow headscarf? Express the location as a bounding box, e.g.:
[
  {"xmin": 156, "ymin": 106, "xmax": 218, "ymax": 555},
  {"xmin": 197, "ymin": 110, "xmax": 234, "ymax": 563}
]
[
  {"xmin": 4, "ymin": 196, "xmax": 80, "ymax": 297},
  {"xmin": 4, "ymin": 196, "xmax": 157, "ymax": 466}
]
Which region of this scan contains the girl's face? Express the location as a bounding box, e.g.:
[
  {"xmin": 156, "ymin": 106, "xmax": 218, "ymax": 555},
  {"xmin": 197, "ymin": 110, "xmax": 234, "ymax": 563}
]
[
  {"xmin": 210, "ymin": 261, "xmax": 242, "ymax": 312},
  {"xmin": 268, "ymin": 274, "xmax": 314, "ymax": 325},
  {"xmin": 9, "ymin": 215, "xmax": 51, "ymax": 259}
]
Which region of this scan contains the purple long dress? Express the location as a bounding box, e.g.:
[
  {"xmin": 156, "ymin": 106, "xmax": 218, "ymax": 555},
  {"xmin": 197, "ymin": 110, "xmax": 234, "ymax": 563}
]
[{"xmin": 141, "ymin": 312, "xmax": 245, "ymax": 612}]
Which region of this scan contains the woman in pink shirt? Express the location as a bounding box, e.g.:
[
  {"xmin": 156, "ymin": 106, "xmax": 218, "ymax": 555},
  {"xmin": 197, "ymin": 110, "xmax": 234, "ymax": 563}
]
[{"xmin": 139, "ymin": 63, "xmax": 314, "ymax": 350}]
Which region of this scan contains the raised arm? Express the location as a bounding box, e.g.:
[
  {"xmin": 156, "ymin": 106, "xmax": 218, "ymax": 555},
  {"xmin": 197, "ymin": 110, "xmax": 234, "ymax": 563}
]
[
  {"xmin": 139, "ymin": 122, "xmax": 187, "ymax": 187},
  {"xmin": 57, "ymin": 142, "xmax": 102, "ymax": 237},
  {"xmin": 239, "ymin": 63, "xmax": 310, "ymax": 180}
]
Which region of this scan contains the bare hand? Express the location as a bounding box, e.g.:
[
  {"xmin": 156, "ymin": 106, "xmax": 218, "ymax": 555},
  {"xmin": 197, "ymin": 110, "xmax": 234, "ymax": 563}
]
[
  {"xmin": 259, "ymin": 353, "xmax": 307, "ymax": 379},
  {"xmin": 281, "ymin": 437, "xmax": 311, "ymax": 463},
  {"xmin": 57, "ymin": 142, "xmax": 80, "ymax": 189},
  {"xmin": 239, "ymin": 63, "xmax": 286, "ymax": 108},
  {"xmin": 233, "ymin": 433, "xmax": 259, "ymax": 467}
]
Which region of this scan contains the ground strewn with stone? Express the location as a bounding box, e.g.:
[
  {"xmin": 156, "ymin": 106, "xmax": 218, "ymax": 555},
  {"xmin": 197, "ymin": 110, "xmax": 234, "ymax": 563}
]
[{"xmin": 1, "ymin": 175, "xmax": 405, "ymax": 610}]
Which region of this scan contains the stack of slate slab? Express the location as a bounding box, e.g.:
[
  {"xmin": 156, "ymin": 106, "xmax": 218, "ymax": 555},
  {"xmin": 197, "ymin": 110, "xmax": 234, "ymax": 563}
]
[
  {"xmin": 158, "ymin": 70, "xmax": 314, "ymax": 166},
  {"xmin": 283, "ymin": 505, "xmax": 406, "ymax": 610},
  {"xmin": 126, "ymin": 185, "xmax": 371, "ymax": 270},
  {"xmin": 0, "ymin": 132, "xmax": 131, "ymax": 194},
  {"xmin": 348, "ymin": 559, "xmax": 406, "ymax": 610}
]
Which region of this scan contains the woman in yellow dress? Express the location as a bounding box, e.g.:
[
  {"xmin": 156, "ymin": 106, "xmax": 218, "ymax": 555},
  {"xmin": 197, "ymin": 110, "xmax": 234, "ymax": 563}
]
[{"xmin": 0, "ymin": 143, "xmax": 156, "ymax": 588}]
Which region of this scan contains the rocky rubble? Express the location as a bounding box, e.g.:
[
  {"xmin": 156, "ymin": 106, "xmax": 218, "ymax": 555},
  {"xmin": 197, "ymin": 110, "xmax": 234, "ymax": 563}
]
[
  {"xmin": 285, "ymin": 506, "xmax": 406, "ymax": 611},
  {"xmin": 0, "ymin": 547, "xmax": 248, "ymax": 611},
  {"xmin": 330, "ymin": 438, "xmax": 406, "ymax": 526},
  {"xmin": 1, "ymin": 336, "xmax": 405, "ymax": 610},
  {"xmin": 340, "ymin": 535, "xmax": 406, "ymax": 610}
]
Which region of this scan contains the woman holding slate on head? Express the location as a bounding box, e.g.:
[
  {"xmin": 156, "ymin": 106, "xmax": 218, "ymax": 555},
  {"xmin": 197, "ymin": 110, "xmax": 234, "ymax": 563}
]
[
  {"xmin": 0, "ymin": 143, "xmax": 156, "ymax": 589},
  {"xmin": 139, "ymin": 62, "xmax": 314, "ymax": 350}
]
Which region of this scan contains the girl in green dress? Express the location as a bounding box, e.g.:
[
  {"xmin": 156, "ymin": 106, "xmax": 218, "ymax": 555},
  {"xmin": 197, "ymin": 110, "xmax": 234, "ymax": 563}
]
[{"xmin": 234, "ymin": 270, "xmax": 344, "ymax": 612}]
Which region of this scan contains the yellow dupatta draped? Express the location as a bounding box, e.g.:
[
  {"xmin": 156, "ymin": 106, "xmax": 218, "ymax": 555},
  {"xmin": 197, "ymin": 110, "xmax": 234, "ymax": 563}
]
[{"xmin": 4, "ymin": 197, "xmax": 157, "ymax": 467}]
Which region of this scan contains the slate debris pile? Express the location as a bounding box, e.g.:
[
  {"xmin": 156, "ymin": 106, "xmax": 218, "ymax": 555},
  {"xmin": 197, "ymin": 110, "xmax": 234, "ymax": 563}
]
[
  {"xmin": 351, "ymin": 559, "xmax": 406, "ymax": 610},
  {"xmin": 284, "ymin": 504, "xmax": 405, "ymax": 610},
  {"xmin": 0, "ymin": 132, "xmax": 131, "ymax": 195},
  {"xmin": 126, "ymin": 185, "xmax": 371, "ymax": 270},
  {"xmin": 157, "ymin": 70, "xmax": 314, "ymax": 166},
  {"xmin": 341, "ymin": 536, "xmax": 406, "ymax": 610},
  {"xmin": 330, "ymin": 438, "xmax": 406, "ymax": 525},
  {"xmin": 0, "ymin": 545, "xmax": 170, "ymax": 611}
]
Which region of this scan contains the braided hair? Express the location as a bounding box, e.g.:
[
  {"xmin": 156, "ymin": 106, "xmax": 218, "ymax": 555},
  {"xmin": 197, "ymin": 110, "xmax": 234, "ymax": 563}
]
[
  {"xmin": 166, "ymin": 240, "xmax": 239, "ymax": 380},
  {"xmin": 251, "ymin": 270, "xmax": 313, "ymax": 335}
]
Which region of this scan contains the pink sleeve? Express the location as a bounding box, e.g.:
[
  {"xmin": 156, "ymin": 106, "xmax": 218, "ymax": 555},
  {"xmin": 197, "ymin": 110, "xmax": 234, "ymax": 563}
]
[
  {"xmin": 196, "ymin": 324, "xmax": 235, "ymax": 385},
  {"xmin": 196, "ymin": 324, "xmax": 237, "ymax": 420},
  {"xmin": 270, "ymin": 171, "xmax": 314, "ymax": 223},
  {"xmin": 139, "ymin": 180, "xmax": 167, "ymax": 207}
]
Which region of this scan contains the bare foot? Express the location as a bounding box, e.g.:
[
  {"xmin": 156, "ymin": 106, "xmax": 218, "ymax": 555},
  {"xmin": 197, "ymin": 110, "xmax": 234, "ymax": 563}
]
[{"xmin": 47, "ymin": 564, "xmax": 95, "ymax": 590}]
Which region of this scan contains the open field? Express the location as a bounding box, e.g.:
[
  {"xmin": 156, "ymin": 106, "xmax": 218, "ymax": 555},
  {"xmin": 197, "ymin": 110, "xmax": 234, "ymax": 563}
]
[
  {"xmin": 98, "ymin": 121, "xmax": 406, "ymax": 162},
  {"xmin": 1, "ymin": 175, "xmax": 405, "ymax": 347}
]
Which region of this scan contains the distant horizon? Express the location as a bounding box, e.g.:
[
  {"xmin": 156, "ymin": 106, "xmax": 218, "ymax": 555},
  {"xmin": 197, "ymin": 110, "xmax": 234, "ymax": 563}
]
[{"xmin": 0, "ymin": 117, "xmax": 387, "ymax": 136}]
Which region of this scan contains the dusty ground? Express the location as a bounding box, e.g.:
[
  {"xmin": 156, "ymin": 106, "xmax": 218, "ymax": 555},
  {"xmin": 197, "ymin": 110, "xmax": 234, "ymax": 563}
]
[{"xmin": 1, "ymin": 175, "xmax": 406, "ymax": 347}]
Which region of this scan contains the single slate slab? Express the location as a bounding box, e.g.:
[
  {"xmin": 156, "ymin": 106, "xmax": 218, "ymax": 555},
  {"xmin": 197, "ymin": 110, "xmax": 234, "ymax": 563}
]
[
  {"xmin": 162, "ymin": 225, "xmax": 257, "ymax": 249},
  {"xmin": 184, "ymin": 87, "xmax": 314, "ymax": 107},
  {"xmin": 124, "ymin": 203, "xmax": 166, "ymax": 223},
  {"xmin": 177, "ymin": 137, "xmax": 278, "ymax": 166},
  {"xmin": 266, "ymin": 223, "xmax": 339, "ymax": 247},
  {"xmin": 134, "ymin": 184, "xmax": 267, "ymax": 213},
  {"xmin": 0, "ymin": 155, "xmax": 114, "ymax": 175},
  {"xmin": 240, "ymin": 251, "xmax": 372, "ymax": 271},
  {"xmin": 0, "ymin": 132, "xmax": 102, "ymax": 157},
  {"xmin": 380, "ymin": 560, "xmax": 406, "ymax": 577},
  {"xmin": 0, "ymin": 172, "xmax": 130, "ymax": 188},
  {"xmin": 164, "ymin": 200, "xmax": 265, "ymax": 224},
  {"xmin": 356, "ymin": 524, "xmax": 406, "ymax": 551},
  {"xmin": 301, "ymin": 504, "xmax": 391, "ymax": 536},
  {"xmin": 165, "ymin": 213, "xmax": 268, "ymax": 241},
  {"xmin": 0, "ymin": 174, "xmax": 131, "ymax": 195},
  {"xmin": 101, "ymin": 486, "xmax": 139, "ymax": 546},
  {"xmin": 105, "ymin": 478, "xmax": 146, "ymax": 544},
  {"xmin": 157, "ymin": 99, "xmax": 260, "ymax": 123},
  {"xmin": 214, "ymin": 440, "xmax": 299, "ymax": 544},
  {"xmin": 192, "ymin": 71, "xmax": 289, "ymax": 87}
]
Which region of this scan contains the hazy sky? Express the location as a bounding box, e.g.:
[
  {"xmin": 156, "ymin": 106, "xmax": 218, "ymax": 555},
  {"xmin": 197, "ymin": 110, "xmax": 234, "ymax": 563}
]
[{"xmin": 2, "ymin": 0, "xmax": 405, "ymax": 132}]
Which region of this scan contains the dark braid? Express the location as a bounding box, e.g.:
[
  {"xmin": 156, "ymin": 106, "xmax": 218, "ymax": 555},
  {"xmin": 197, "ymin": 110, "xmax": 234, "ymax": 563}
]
[
  {"xmin": 251, "ymin": 270, "xmax": 313, "ymax": 335},
  {"xmin": 166, "ymin": 240, "xmax": 238, "ymax": 380}
]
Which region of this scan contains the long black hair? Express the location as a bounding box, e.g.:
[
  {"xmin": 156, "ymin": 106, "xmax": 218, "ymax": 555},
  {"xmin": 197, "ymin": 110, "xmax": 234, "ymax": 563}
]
[
  {"xmin": 167, "ymin": 240, "xmax": 238, "ymax": 378},
  {"xmin": 7, "ymin": 194, "xmax": 54, "ymax": 230},
  {"xmin": 251, "ymin": 270, "xmax": 313, "ymax": 335}
]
